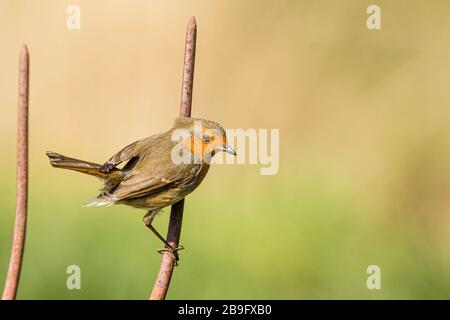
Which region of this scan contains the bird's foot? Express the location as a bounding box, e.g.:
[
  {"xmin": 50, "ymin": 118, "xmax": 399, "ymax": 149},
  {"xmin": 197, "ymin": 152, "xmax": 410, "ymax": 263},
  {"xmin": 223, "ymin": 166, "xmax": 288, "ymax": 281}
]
[
  {"xmin": 99, "ymin": 162, "xmax": 114, "ymax": 173},
  {"xmin": 157, "ymin": 245, "xmax": 185, "ymax": 266}
]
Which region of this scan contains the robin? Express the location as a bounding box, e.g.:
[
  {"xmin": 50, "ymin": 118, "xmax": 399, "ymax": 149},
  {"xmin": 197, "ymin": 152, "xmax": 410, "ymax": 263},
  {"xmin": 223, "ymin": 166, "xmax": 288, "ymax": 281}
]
[{"xmin": 46, "ymin": 117, "xmax": 236, "ymax": 257}]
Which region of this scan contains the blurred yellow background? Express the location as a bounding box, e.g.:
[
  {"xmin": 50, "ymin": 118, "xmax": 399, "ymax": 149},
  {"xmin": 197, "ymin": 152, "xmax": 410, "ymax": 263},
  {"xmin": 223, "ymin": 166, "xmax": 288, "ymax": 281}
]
[{"xmin": 1, "ymin": 0, "xmax": 450, "ymax": 299}]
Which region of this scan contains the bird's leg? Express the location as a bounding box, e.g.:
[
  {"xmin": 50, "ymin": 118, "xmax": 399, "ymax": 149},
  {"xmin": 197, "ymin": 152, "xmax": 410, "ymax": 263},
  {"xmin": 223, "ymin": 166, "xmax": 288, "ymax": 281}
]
[
  {"xmin": 143, "ymin": 211, "xmax": 172, "ymax": 248},
  {"xmin": 143, "ymin": 211, "xmax": 184, "ymax": 263},
  {"xmin": 99, "ymin": 161, "xmax": 115, "ymax": 173}
]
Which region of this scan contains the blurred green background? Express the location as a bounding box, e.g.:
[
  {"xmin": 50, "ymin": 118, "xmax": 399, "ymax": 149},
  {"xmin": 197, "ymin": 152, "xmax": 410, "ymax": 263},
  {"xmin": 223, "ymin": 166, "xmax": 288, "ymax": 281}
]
[{"xmin": 1, "ymin": 0, "xmax": 450, "ymax": 299}]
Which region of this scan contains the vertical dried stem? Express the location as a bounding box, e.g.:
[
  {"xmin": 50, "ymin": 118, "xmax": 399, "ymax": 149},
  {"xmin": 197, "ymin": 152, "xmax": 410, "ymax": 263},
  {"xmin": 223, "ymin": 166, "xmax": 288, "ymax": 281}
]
[
  {"xmin": 150, "ymin": 17, "xmax": 196, "ymax": 300},
  {"xmin": 2, "ymin": 45, "xmax": 30, "ymax": 300}
]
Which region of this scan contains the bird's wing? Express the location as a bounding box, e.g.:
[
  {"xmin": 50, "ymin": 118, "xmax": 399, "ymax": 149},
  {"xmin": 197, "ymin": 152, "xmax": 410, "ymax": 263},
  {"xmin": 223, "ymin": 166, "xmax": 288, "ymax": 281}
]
[
  {"xmin": 105, "ymin": 139, "xmax": 142, "ymax": 167},
  {"xmin": 112, "ymin": 164, "xmax": 199, "ymax": 201},
  {"xmin": 102, "ymin": 134, "xmax": 161, "ymax": 172}
]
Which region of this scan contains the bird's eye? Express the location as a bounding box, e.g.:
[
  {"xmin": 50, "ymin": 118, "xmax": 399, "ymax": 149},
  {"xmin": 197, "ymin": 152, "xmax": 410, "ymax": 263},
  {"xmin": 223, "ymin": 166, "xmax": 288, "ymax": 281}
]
[{"xmin": 202, "ymin": 134, "xmax": 212, "ymax": 143}]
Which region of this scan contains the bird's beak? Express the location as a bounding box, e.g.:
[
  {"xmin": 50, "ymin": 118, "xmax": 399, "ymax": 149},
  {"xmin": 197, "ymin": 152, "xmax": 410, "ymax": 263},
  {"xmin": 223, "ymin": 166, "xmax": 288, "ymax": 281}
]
[{"xmin": 221, "ymin": 144, "xmax": 237, "ymax": 156}]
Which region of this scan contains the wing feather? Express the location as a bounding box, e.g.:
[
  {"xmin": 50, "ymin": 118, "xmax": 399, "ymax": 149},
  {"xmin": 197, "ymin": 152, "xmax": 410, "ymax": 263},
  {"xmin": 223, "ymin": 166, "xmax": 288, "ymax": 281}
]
[
  {"xmin": 111, "ymin": 165, "xmax": 199, "ymax": 201},
  {"xmin": 107, "ymin": 140, "xmax": 142, "ymax": 167}
]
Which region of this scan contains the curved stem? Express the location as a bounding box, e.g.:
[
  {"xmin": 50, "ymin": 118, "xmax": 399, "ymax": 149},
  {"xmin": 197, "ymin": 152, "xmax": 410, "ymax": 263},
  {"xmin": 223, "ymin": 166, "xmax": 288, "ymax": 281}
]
[
  {"xmin": 150, "ymin": 17, "xmax": 196, "ymax": 300},
  {"xmin": 2, "ymin": 45, "xmax": 29, "ymax": 300}
]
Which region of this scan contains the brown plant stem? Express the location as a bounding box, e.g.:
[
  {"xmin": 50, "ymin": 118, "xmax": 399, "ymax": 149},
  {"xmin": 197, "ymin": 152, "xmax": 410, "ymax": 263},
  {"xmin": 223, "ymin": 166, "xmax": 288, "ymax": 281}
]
[
  {"xmin": 2, "ymin": 45, "xmax": 30, "ymax": 300},
  {"xmin": 150, "ymin": 17, "xmax": 197, "ymax": 300}
]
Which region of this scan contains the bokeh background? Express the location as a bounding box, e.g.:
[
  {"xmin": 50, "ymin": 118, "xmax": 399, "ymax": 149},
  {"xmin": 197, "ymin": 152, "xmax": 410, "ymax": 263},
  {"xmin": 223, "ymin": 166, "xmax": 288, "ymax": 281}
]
[{"xmin": 1, "ymin": 0, "xmax": 450, "ymax": 299}]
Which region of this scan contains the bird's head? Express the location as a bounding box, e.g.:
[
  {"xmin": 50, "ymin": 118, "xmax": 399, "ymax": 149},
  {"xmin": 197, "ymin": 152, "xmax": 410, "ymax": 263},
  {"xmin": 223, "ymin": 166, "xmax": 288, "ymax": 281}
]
[{"xmin": 172, "ymin": 117, "xmax": 236, "ymax": 163}]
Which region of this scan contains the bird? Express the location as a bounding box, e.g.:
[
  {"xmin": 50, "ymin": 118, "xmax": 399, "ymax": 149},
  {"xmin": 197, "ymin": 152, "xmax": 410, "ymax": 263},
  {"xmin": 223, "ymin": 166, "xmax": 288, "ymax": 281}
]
[{"xmin": 46, "ymin": 117, "xmax": 236, "ymax": 258}]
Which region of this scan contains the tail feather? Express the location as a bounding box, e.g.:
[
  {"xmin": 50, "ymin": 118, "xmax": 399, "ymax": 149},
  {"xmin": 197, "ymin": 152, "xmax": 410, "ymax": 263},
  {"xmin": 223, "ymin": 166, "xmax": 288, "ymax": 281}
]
[
  {"xmin": 83, "ymin": 199, "xmax": 114, "ymax": 207},
  {"xmin": 46, "ymin": 151, "xmax": 121, "ymax": 180},
  {"xmin": 47, "ymin": 151, "xmax": 123, "ymax": 207}
]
